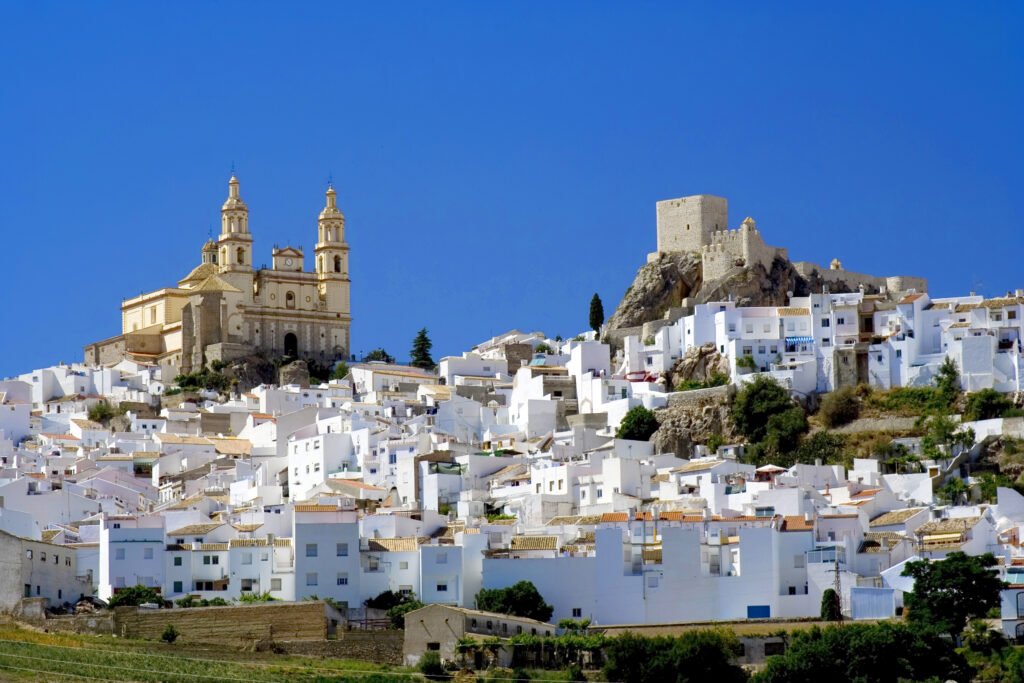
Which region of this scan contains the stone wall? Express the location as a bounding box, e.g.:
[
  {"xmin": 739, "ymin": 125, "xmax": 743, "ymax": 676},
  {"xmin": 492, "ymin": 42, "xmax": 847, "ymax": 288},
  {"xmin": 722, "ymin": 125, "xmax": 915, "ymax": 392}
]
[
  {"xmin": 665, "ymin": 384, "xmax": 733, "ymax": 409},
  {"xmin": 83, "ymin": 334, "xmax": 126, "ymax": 367},
  {"xmin": 792, "ymin": 262, "xmax": 928, "ymax": 296},
  {"xmin": 701, "ymin": 220, "xmax": 788, "ymax": 282},
  {"xmin": 112, "ymin": 602, "xmax": 328, "ymax": 644},
  {"xmin": 656, "ymin": 195, "xmax": 729, "ymax": 254},
  {"xmin": 277, "ymin": 631, "xmax": 404, "ymax": 664}
]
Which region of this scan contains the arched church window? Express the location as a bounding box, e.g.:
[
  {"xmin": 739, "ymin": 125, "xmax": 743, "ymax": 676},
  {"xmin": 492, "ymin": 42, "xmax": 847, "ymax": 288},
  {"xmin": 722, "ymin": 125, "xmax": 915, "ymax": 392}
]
[
  {"xmin": 286, "ymin": 291, "xmax": 295, "ymax": 309},
  {"xmin": 237, "ymin": 247, "xmax": 245, "ymax": 264},
  {"xmin": 334, "ymin": 255, "xmax": 341, "ymax": 273}
]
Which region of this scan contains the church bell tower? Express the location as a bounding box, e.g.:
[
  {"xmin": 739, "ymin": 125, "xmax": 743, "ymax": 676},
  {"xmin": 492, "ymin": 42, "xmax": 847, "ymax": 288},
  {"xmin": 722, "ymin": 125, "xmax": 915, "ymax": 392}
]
[
  {"xmin": 314, "ymin": 185, "xmax": 350, "ymax": 310},
  {"xmin": 217, "ymin": 174, "xmax": 254, "ymax": 292}
]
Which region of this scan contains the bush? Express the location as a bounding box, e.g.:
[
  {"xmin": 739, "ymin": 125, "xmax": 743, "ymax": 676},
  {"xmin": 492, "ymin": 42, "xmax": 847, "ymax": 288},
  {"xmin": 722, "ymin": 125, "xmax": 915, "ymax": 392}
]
[
  {"xmin": 161, "ymin": 624, "xmax": 179, "ymax": 643},
  {"xmin": 388, "ymin": 597, "xmax": 425, "ymax": 629},
  {"xmin": 752, "ymin": 623, "xmax": 971, "ymax": 683},
  {"xmin": 563, "ymin": 662, "xmax": 584, "ymax": 681},
  {"xmin": 174, "ymin": 369, "xmax": 232, "ymax": 393},
  {"xmin": 819, "ymin": 386, "xmax": 860, "ymax": 427},
  {"xmin": 736, "ymin": 354, "xmax": 757, "ymax": 369},
  {"xmin": 793, "ymin": 431, "xmax": 847, "ymax": 468},
  {"xmin": 604, "ymin": 629, "xmax": 746, "ymax": 683},
  {"xmin": 475, "ymin": 581, "xmax": 554, "ymax": 623},
  {"xmin": 330, "ymin": 361, "xmax": 349, "ymax": 380},
  {"xmin": 820, "ymin": 588, "xmax": 841, "ymax": 621},
  {"xmin": 676, "ymin": 373, "xmax": 730, "ymax": 392},
  {"xmin": 365, "ymin": 589, "xmax": 406, "ymax": 611},
  {"xmin": 616, "ymin": 406, "xmax": 660, "ymax": 441},
  {"xmin": 418, "ymin": 650, "xmax": 447, "ymax": 680},
  {"xmin": 535, "ymin": 343, "xmax": 553, "ymax": 354},
  {"xmin": 87, "ymin": 401, "xmax": 118, "ymax": 424},
  {"xmin": 237, "ymin": 591, "xmax": 275, "ymax": 603},
  {"xmin": 108, "ymin": 584, "xmax": 162, "ymax": 608},
  {"xmin": 965, "ymin": 388, "xmax": 1015, "ymax": 422},
  {"xmin": 732, "ymin": 376, "xmax": 794, "ymax": 443}
]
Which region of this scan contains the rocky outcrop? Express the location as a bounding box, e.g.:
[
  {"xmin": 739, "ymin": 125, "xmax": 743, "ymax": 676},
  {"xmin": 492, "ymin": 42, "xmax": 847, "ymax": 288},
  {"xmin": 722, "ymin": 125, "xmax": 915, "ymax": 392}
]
[
  {"xmin": 606, "ymin": 252, "xmax": 702, "ymax": 330},
  {"xmin": 651, "ymin": 390, "xmax": 739, "ymax": 457},
  {"xmin": 667, "ymin": 343, "xmax": 731, "ymax": 389},
  {"xmin": 220, "ymin": 355, "xmax": 276, "ymax": 392},
  {"xmin": 608, "ymin": 254, "xmax": 883, "ymax": 333},
  {"xmin": 278, "ymin": 359, "xmax": 310, "ymax": 387}
]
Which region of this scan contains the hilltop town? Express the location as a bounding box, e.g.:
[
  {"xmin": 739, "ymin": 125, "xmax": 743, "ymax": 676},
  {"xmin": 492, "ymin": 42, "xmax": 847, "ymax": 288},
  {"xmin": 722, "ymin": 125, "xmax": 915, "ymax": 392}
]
[{"xmin": 2, "ymin": 183, "xmax": 1023, "ymax": 672}]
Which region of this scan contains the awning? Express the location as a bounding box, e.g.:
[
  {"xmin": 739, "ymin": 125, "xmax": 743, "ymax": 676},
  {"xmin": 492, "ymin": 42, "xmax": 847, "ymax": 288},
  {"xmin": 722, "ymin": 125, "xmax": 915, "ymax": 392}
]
[{"xmin": 785, "ymin": 337, "xmax": 814, "ymax": 344}]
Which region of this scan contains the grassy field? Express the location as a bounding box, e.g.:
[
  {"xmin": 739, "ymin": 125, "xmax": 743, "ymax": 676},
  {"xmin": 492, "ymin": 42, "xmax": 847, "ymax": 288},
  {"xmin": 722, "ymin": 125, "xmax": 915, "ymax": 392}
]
[{"xmin": 0, "ymin": 622, "xmax": 418, "ymax": 682}]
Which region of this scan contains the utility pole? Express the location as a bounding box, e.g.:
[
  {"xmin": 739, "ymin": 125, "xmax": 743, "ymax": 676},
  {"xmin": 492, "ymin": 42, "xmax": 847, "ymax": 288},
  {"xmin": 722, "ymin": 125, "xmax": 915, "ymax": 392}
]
[{"xmin": 833, "ymin": 546, "xmax": 843, "ymax": 623}]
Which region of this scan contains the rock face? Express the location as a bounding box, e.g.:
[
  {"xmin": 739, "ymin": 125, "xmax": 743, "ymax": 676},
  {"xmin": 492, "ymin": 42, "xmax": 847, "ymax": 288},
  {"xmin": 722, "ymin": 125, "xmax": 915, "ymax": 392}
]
[
  {"xmin": 608, "ymin": 254, "xmax": 882, "ymax": 333},
  {"xmin": 651, "ymin": 391, "xmax": 739, "ymax": 457},
  {"xmin": 667, "ymin": 343, "xmax": 731, "ymax": 389},
  {"xmin": 606, "ymin": 252, "xmax": 702, "ymax": 330},
  {"xmin": 221, "ymin": 355, "xmax": 276, "ymax": 392},
  {"xmin": 278, "ymin": 359, "xmax": 310, "ymax": 387}
]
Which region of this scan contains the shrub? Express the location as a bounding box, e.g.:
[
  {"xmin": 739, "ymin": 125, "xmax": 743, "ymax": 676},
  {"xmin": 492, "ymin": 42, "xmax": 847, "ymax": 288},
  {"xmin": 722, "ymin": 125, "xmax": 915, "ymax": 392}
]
[
  {"xmin": 330, "ymin": 361, "xmax": 349, "ymax": 380},
  {"xmin": 418, "ymin": 650, "xmax": 447, "ymax": 680},
  {"xmin": 535, "ymin": 343, "xmax": 553, "ymax": 354},
  {"xmin": 161, "ymin": 624, "xmax": 179, "ymax": 643},
  {"xmin": 365, "ymin": 590, "xmax": 405, "ymax": 611},
  {"xmin": 820, "ymin": 588, "xmax": 841, "ymax": 621},
  {"xmin": 237, "ymin": 591, "xmax": 275, "ymax": 603},
  {"xmin": 964, "ymin": 388, "xmax": 1015, "ymax": 422},
  {"xmin": 616, "ymin": 406, "xmax": 660, "ymax": 441},
  {"xmin": 108, "ymin": 584, "xmax": 162, "ymax": 608},
  {"xmin": 387, "ymin": 597, "xmax": 425, "ymax": 629},
  {"xmin": 732, "ymin": 376, "xmax": 794, "ymax": 443},
  {"xmin": 819, "ymin": 386, "xmax": 860, "ymax": 427},
  {"xmin": 88, "ymin": 401, "xmax": 118, "ymax": 424},
  {"xmin": 604, "ymin": 629, "xmax": 746, "ymax": 683},
  {"xmin": 736, "ymin": 354, "xmax": 757, "ymax": 370},
  {"xmin": 475, "ymin": 581, "xmax": 554, "ymax": 623},
  {"xmin": 563, "ymin": 663, "xmax": 584, "ymax": 681}
]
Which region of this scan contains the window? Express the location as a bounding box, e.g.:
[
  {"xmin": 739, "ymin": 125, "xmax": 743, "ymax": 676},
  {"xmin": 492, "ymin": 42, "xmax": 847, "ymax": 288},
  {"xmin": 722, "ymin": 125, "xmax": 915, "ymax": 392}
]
[
  {"xmin": 237, "ymin": 247, "xmax": 245, "ymax": 263},
  {"xmin": 336, "ymin": 543, "xmax": 348, "ymax": 557},
  {"xmin": 173, "ymin": 556, "xmax": 182, "ymax": 567},
  {"xmin": 241, "ymin": 579, "xmax": 254, "ymax": 592},
  {"xmin": 399, "ymin": 561, "xmax": 409, "ymax": 570},
  {"xmin": 334, "ymin": 255, "xmax": 342, "ymax": 273},
  {"xmin": 369, "ymin": 557, "xmax": 379, "ymax": 571},
  {"xmin": 144, "ymin": 548, "xmax": 153, "ymax": 560},
  {"xmin": 306, "ymin": 543, "xmax": 318, "ymax": 558},
  {"xmin": 427, "ymin": 642, "xmax": 440, "ymax": 651},
  {"xmin": 822, "ymin": 319, "xmax": 830, "ymax": 328},
  {"xmin": 337, "ymin": 573, "xmax": 348, "ymax": 586},
  {"xmin": 1009, "ymin": 310, "xmax": 1017, "ymax": 320},
  {"xmin": 389, "ymin": 454, "xmax": 397, "ymax": 465},
  {"xmin": 173, "ymin": 581, "xmax": 183, "ymax": 593},
  {"xmin": 822, "ymin": 338, "xmax": 830, "ymax": 347},
  {"xmin": 742, "ymin": 346, "xmax": 753, "ymax": 355},
  {"xmin": 770, "ymin": 345, "xmax": 777, "ymax": 354},
  {"xmin": 286, "ymin": 291, "xmax": 295, "ymax": 309},
  {"xmin": 745, "ymin": 323, "xmax": 753, "ymax": 333},
  {"xmin": 306, "ymin": 572, "xmax": 318, "ymax": 586},
  {"xmin": 572, "ymin": 608, "xmax": 582, "ymax": 618},
  {"xmin": 115, "ymin": 549, "xmax": 125, "ymax": 561},
  {"xmin": 437, "ymin": 551, "xmax": 448, "ymax": 565},
  {"xmin": 896, "ymin": 349, "xmax": 902, "ymax": 358},
  {"xmin": 436, "ymin": 583, "xmax": 448, "ymax": 592},
  {"xmin": 728, "ymin": 324, "xmax": 736, "ymax": 333},
  {"xmin": 794, "ymin": 554, "xmax": 805, "ymax": 568},
  {"xmin": 24, "ymin": 550, "xmax": 30, "ymax": 560},
  {"xmin": 486, "ymin": 621, "xmax": 493, "ymax": 630},
  {"xmin": 597, "ymin": 489, "xmax": 603, "ymax": 498},
  {"xmin": 242, "ymin": 552, "xmax": 253, "ymax": 565},
  {"xmin": 271, "ymin": 578, "xmax": 282, "ymax": 591},
  {"xmin": 758, "ymin": 345, "xmax": 766, "ymax": 354},
  {"xmin": 836, "ymin": 317, "xmax": 845, "ymax": 325}
]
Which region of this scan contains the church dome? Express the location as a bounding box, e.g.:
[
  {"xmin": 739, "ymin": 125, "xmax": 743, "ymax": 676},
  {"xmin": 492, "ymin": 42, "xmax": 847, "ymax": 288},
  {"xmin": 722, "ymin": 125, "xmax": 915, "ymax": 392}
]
[
  {"xmin": 178, "ymin": 262, "xmax": 218, "ymax": 287},
  {"xmin": 319, "ymin": 185, "xmax": 345, "ymax": 221},
  {"xmin": 202, "ymin": 239, "xmax": 217, "ymax": 253}
]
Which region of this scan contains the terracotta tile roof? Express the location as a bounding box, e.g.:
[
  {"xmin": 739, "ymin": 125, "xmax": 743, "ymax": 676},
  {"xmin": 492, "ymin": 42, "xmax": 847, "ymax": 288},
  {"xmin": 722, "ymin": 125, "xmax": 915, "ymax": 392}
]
[
  {"xmin": 197, "ymin": 543, "xmax": 229, "ymax": 551},
  {"xmin": 41, "ymin": 433, "xmax": 80, "ymax": 440},
  {"xmin": 869, "ymin": 507, "xmax": 925, "ymax": 527},
  {"xmin": 294, "ymin": 504, "xmax": 345, "ymax": 513},
  {"xmin": 781, "ymin": 516, "xmax": 814, "ymax": 532},
  {"xmin": 167, "ymin": 523, "xmax": 224, "ymax": 537},
  {"xmin": 155, "ymin": 434, "xmax": 213, "ymax": 446},
  {"xmin": 208, "ymin": 438, "xmax": 252, "ymax": 456},
  {"xmin": 899, "ymin": 293, "xmax": 926, "ymax": 304},
  {"xmin": 71, "ymin": 419, "xmax": 106, "ymax": 430},
  {"xmin": 851, "ymin": 488, "xmax": 883, "ymax": 499},
  {"xmin": 916, "ymin": 516, "xmax": 981, "ymax": 536},
  {"xmin": 671, "ymin": 459, "xmax": 725, "ymax": 475},
  {"xmin": 229, "ymin": 539, "xmax": 269, "ymax": 547},
  {"xmin": 601, "ymin": 512, "xmax": 628, "ymax": 523},
  {"xmin": 231, "ymin": 523, "xmax": 263, "ymax": 532},
  {"xmin": 777, "ymin": 307, "xmax": 810, "ymax": 316},
  {"xmin": 510, "ymin": 535, "xmax": 559, "ymax": 551},
  {"xmin": 367, "ymin": 537, "xmax": 419, "ymax": 552}
]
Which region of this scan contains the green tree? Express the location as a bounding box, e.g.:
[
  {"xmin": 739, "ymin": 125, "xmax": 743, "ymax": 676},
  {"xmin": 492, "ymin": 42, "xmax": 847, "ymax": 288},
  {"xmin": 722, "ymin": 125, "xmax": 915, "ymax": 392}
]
[
  {"xmin": 793, "ymin": 431, "xmax": 847, "ymax": 467},
  {"xmin": 752, "ymin": 622, "xmax": 971, "ymax": 683},
  {"xmin": 387, "ymin": 596, "xmax": 425, "ymax": 629},
  {"xmin": 936, "ymin": 355, "xmax": 961, "ymax": 407},
  {"xmin": 365, "ymin": 589, "xmax": 405, "ymax": 611},
  {"xmin": 330, "ymin": 361, "xmax": 349, "ymax": 381},
  {"xmin": 732, "ymin": 376, "xmax": 795, "ymax": 444},
  {"xmin": 161, "ymin": 624, "xmax": 179, "ymax": 643},
  {"xmin": 589, "ymin": 293, "xmax": 604, "ymax": 333},
  {"xmin": 475, "ymin": 581, "xmax": 554, "ymax": 622},
  {"xmin": 410, "ymin": 328, "xmax": 435, "ymax": 370},
  {"xmin": 534, "ymin": 343, "xmax": 553, "ymax": 354},
  {"xmin": 901, "ymin": 551, "xmax": 1006, "ymax": 640},
  {"xmin": 965, "ymin": 388, "xmax": 1014, "ymax": 422},
  {"xmin": 615, "ymin": 405, "xmax": 660, "ymax": 441},
  {"xmin": 820, "ymin": 588, "xmax": 841, "ymax": 621},
  {"xmin": 818, "ymin": 386, "xmax": 860, "ymax": 428},
  {"xmin": 604, "ymin": 629, "xmax": 746, "ymax": 683},
  {"xmin": 107, "ymin": 584, "xmax": 162, "ymax": 608},
  {"xmin": 364, "ymin": 348, "xmax": 395, "ymax": 364},
  {"xmin": 87, "ymin": 401, "xmax": 117, "ymax": 425},
  {"xmin": 938, "ymin": 477, "xmax": 969, "ymax": 505},
  {"xmin": 760, "ymin": 407, "xmax": 808, "ymax": 458}
]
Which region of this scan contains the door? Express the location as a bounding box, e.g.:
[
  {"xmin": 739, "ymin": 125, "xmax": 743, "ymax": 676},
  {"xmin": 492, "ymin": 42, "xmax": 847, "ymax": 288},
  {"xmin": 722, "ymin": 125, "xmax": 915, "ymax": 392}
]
[{"xmin": 284, "ymin": 332, "xmax": 298, "ymax": 357}]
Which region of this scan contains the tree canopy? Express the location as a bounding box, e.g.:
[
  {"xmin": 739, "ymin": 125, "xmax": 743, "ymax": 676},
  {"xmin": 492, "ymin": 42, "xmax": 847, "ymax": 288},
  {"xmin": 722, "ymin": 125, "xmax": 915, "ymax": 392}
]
[
  {"xmin": 364, "ymin": 348, "xmax": 395, "ymax": 364},
  {"xmin": 902, "ymin": 551, "xmax": 1005, "ymax": 640},
  {"xmin": 410, "ymin": 328, "xmax": 435, "ymax": 370},
  {"xmin": 616, "ymin": 405, "xmax": 660, "ymax": 441},
  {"xmin": 604, "ymin": 629, "xmax": 746, "ymax": 683},
  {"xmin": 732, "ymin": 375, "xmax": 796, "ymax": 444},
  {"xmin": 752, "ymin": 622, "xmax": 972, "ymax": 683},
  {"xmin": 475, "ymin": 581, "xmax": 554, "ymax": 623},
  {"xmin": 107, "ymin": 584, "xmax": 163, "ymax": 608},
  {"xmin": 589, "ymin": 293, "xmax": 604, "ymax": 333}
]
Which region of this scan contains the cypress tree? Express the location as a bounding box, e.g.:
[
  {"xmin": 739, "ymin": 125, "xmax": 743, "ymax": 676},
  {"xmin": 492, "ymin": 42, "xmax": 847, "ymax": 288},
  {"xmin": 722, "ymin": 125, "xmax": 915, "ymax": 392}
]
[
  {"xmin": 410, "ymin": 328, "xmax": 435, "ymax": 370},
  {"xmin": 589, "ymin": 293, "xmax": 604, "ymax": 333}
]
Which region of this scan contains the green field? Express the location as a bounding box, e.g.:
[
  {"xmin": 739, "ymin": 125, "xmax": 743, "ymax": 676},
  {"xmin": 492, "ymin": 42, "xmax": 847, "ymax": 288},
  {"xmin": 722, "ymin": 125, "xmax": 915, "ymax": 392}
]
[{"xmin": 0, "ymin": 622, "xmax": 418, "ymax": 682}]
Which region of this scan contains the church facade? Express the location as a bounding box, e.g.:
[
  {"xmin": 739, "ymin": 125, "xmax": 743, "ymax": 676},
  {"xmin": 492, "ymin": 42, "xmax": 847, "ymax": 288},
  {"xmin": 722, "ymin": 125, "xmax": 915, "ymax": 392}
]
[{"xmin": 84, "ymin": 175, "xmax": 352, "ymax": 376}]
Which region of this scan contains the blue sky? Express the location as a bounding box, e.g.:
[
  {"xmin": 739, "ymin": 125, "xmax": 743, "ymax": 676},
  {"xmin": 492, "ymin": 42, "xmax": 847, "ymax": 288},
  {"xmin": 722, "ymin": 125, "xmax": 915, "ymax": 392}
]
[{"xmin": 1, "ymin": 3, "xmax": 1021, "ymax": 377}]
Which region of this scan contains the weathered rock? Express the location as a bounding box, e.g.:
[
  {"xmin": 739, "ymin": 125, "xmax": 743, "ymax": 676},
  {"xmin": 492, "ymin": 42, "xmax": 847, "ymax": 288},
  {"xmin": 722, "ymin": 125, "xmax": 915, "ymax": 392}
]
[
  {"xmin": 607, "ymin": 252, "xmax": 702, "ymax": 330},
  {"xmin": 108, "ymin": 415, "xmax": 132, "ymax": 433},
  {"xmin": 667, "ymin": 343, "xmax": 731, "ymax": 389},
  {"xmin": 651, "ymin": 392, "xmax": 739, "ymax": 457},
  {"xmin": 221, "ymin": 355, "xmax": 276, "ymax": 392},
  {"xmin": 278, "ymin": 359, "xmax": 310, "ymax": 387}
]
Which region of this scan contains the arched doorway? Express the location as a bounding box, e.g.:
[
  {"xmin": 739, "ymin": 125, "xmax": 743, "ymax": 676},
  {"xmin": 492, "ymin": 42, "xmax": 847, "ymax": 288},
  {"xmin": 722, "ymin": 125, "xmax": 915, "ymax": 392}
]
[{"xmin": 284, "ymin": 332, "xmax": 298, "ymax": 358}]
